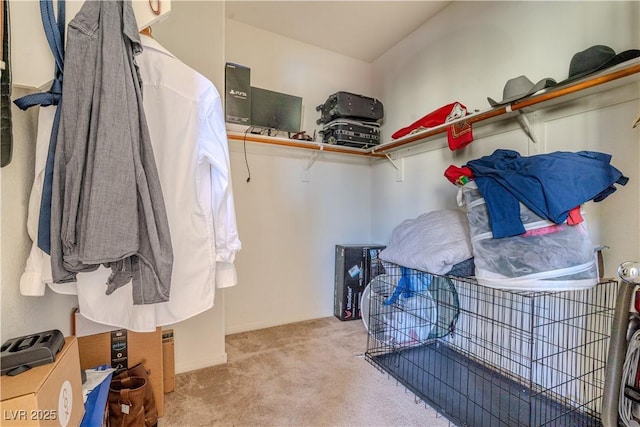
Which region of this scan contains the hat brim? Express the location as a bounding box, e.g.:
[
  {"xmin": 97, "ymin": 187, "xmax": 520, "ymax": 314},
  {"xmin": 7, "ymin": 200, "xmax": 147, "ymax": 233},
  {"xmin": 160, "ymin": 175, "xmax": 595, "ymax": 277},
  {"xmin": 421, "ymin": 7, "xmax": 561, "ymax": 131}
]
[
  {"xmin": 487, "ymin": 77, "xmax": 557, "ymax": 107},
  {"xmin": 556, "ymin": 49, "xmax": 640, "ymax": 86},
  {"xmin": 528, "ymin": 78, "xmax": 557, "ymax": 95}
]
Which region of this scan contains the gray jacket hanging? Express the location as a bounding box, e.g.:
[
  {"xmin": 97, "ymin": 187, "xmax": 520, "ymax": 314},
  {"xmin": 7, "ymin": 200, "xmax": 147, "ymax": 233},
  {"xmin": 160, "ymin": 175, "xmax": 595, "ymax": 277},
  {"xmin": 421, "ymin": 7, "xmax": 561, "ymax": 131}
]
[{"xmin": 50, "ymin": 0, "xmax": 173, "ymax": 304}]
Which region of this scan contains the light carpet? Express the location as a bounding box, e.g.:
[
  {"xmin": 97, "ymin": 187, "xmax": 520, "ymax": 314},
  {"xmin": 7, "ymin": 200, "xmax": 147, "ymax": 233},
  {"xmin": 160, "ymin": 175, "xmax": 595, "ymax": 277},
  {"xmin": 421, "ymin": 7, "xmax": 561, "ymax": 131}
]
[{"xmin": 159, "ymin": 316, "xmax": 451, "ymax": 426}]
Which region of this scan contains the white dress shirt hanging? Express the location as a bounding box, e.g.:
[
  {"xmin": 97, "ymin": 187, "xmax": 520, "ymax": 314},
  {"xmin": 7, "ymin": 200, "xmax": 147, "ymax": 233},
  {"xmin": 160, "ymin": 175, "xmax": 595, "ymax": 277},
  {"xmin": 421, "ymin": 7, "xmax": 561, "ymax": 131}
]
[
  {"xmin": 20, "ymin": 106, "xmax": 77, "ymax": 297},
  {"xmin": 20, "ymin": 35, "xmax": 242, "ymax": 332},
  {"xmin": 74, "ymin": 34, "xmax": 242, "ymax": 330}
]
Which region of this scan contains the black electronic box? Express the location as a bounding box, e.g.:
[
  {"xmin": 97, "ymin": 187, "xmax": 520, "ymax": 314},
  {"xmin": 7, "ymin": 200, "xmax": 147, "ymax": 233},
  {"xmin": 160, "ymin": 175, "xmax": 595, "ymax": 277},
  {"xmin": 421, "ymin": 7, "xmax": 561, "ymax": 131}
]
[{"xmin": 1, "ymin": 329, "xmax": 65, "ymax": 376}]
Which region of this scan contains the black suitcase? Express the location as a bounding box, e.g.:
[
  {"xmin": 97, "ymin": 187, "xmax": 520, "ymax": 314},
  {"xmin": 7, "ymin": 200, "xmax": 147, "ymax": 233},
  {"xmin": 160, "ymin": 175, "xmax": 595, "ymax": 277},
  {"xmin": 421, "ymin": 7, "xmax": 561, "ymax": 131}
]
[
  {"xmin": 316, "ymin": 91, "xmax": 384, "ymax": 124},
  {"xmin": 320, "ymin": 119, "xmax": 380, "ymax": 149}
]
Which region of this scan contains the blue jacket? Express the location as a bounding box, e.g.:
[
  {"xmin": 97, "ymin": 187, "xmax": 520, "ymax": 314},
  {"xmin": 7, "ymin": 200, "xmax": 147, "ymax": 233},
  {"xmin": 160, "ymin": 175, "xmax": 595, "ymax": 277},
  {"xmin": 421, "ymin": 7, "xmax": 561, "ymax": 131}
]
[{"xmin": 466, "ymin": 149, "xmax": 628, "ymax": 238}]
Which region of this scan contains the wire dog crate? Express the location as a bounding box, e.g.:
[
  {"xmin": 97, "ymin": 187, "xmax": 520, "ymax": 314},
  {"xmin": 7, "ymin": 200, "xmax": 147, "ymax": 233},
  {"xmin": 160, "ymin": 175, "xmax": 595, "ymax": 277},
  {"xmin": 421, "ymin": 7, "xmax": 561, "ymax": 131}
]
[{"xmin": 364, "ymin": 263, "xmax": 619, "ymax": 427}]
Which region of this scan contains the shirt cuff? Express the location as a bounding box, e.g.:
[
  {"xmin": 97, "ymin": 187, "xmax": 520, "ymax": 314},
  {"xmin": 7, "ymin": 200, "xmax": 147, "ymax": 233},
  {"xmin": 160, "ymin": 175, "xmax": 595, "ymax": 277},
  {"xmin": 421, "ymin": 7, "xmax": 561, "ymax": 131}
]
[
  {"xmin": 20, "ymin": 271, "xmax": 47, "ymax": 296},
  {"xmin": 216, "ymin": 262, "xmax": 238, "ymax": 288}
]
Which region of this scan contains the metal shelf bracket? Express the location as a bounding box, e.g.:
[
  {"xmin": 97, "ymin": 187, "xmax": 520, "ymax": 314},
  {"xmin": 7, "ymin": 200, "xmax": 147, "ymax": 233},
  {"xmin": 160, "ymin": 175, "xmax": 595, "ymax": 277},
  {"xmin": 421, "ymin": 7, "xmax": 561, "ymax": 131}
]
[
  {"xmin": 384, "ymin": 154, "xmax": 404, "ymax": 182},
  {"xmin": 385, "ymin": 154, "xmax": 400, "ymax": 171},
  {"xmin": 505, "ymin": 105, "xmax": 538, "ymax": 143},
  {"xmin": 301, "ymin": 149, "xmax": 321, "ymax": 182},
  {"xmin": 515, "ymin": 110, "xmax": 537, "ymax": 143},
  {"xmin": 306, "ymin": 149, "xmax": 321, "ymax": 170}
]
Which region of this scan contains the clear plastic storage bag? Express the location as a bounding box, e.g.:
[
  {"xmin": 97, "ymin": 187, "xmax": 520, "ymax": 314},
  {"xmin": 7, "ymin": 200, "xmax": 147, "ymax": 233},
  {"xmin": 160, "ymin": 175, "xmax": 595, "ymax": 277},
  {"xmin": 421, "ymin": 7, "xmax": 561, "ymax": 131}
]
[{"xmin": 461, "ymin": 182, "xmax": 598, "ymax": 290}]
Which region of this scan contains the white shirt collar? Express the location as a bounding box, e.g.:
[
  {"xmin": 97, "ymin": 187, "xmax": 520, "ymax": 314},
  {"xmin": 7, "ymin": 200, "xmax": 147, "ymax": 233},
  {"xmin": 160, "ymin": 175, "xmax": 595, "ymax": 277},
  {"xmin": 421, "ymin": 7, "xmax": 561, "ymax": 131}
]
[{"xmin": 140, "ymin": 33, "xmax": 177, "ymax": 60}]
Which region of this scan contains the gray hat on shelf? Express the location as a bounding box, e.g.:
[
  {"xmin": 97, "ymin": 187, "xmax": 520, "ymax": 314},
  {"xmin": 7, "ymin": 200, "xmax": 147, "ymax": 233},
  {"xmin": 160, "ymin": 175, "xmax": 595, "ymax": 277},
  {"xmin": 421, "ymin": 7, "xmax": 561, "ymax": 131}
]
[
  {"xmin": 487, "ymin": 75, "xmax": 557, "ymax": 107},
  {"xmin": 557, "ymin": 44, "xmax": 640, "ymax": 86}
]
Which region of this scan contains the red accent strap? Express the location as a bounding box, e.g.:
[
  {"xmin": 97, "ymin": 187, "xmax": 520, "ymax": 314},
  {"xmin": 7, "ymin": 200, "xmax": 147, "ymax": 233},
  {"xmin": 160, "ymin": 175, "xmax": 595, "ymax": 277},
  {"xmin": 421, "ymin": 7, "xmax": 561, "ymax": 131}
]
[{"xmin": 567, "ymin": 206, "xmax": 583, "ymax": 225}]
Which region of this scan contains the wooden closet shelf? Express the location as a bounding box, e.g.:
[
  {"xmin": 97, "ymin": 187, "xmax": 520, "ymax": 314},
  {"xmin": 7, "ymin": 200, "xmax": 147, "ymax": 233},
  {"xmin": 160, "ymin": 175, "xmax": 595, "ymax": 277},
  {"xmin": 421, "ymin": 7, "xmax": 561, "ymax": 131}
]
[
  {"xmin": 226, "ymin": 131, "xmax": 386, "ymax": 158},
  {"xmin": 372, "ymin": 59, "xmax": 640, "ymax": 155},
  {"xmin": 514, "ymin": 61, "xmax": 640, "ymax": 111},
  {"xmin": 227, "ymin": 60, "xmax": 640, "ymax": 157},
  {"xmin": 371, "ymin": 107, "xmax": 510, "ymax": 154}
]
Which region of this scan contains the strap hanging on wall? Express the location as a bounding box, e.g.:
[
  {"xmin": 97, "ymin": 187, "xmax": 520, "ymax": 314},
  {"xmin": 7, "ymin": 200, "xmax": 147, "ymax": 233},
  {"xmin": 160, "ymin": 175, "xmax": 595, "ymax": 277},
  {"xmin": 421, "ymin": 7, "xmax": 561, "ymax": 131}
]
[
  {"xmin": 13, "ymin": 0, "xmax": 66, "ymax": 253},
  {"xmin": 1, "ymin": 0, "xmax": 12, "ymax": 168}
]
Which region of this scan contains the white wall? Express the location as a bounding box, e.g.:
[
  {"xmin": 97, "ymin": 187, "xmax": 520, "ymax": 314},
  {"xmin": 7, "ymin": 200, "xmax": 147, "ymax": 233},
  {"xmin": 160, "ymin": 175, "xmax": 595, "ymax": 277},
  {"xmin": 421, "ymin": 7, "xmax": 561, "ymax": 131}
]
[
  {"xmin": 225, "ymin": 19, "xmax": 374, "ymax": 138},
  {"xmin": 223, "ymin": 19, "xmax": 376, "ymax": 333},
  {"xmin": 373, "ymin": 1, "xmax": 640, "ymax": 141},
  {"xmin": 10, "ymin": 0, "xmax": 172, "ymax": 89},
  {"xmin": 371, "ymin": 1, "xmax": 640, "ymax": 278},
  {"xmin": 226, "ymin": 144, "xmax": 373, "ymax": 333},
  {"xmin": 1, "ymin": 88, "xmax": 79, "ymax": 343}
]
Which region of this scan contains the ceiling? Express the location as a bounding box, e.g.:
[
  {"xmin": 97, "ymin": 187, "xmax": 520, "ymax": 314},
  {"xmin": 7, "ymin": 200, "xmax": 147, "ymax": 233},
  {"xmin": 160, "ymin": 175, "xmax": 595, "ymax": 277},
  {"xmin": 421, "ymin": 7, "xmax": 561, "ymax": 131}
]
[{"xmin": 225, "ymin": 1, "xmax": 451, "ymax": 63}]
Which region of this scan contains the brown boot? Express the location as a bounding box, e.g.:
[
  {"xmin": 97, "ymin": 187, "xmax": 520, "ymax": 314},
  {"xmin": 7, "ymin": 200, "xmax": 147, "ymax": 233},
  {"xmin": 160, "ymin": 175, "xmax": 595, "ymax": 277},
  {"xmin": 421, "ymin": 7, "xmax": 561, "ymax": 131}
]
[
  {"xmin": 108, "ymin": 377, "xmax": 146, "ymax": 427},
  {"xmin": 114, "ymin": 364, "xmax": 158, "ymax": 427}
]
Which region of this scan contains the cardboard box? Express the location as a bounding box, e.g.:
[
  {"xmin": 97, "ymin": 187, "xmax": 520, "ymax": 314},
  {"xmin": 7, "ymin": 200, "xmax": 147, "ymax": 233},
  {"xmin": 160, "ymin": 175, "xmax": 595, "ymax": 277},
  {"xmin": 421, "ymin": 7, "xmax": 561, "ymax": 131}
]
[
  {"xmin": 334, "ymin": 244, "xmax": 386, "ymax": 321},
  {"xmin": 225, "ymin": 62, "xmax": 251, "ymax": 125},
  {"xmin": 1, "ymin": 337, "xmax": 84, "ymax": 427},
  {"xmin": 77, "ymin": 328, "xmax": 164, "ymax": 417},
  {"xmin": 161, "ymin": 330, "xmax": 175, "ymax": 394}
]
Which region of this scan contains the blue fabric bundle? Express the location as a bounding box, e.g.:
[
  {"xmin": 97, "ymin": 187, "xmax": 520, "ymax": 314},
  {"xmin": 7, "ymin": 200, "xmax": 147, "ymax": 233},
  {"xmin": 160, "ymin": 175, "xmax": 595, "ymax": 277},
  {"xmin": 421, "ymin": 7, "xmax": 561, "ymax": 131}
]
[{"xmin": 384, "ymin": 267, "xmax": 432, "ymax": 305}]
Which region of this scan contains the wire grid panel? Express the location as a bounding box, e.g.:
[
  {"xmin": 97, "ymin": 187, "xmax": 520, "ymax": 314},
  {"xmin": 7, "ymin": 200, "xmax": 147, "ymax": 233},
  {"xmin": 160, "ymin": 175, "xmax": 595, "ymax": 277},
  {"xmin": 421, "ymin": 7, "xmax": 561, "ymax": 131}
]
[{"xmin": 364, "ymin": 264, "xmax": 618, "ymax": 427}]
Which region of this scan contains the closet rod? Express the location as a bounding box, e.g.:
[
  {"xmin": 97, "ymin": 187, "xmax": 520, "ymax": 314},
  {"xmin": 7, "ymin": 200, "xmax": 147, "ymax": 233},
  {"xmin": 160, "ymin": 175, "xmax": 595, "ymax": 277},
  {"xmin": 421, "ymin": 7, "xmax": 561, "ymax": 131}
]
[
  {"xmin": 371, "ymin": 61, "xmax": 640, "ymax": 155},
  {"xmin": 512, "ymin": 62, "xmax": 640, "ymax": 110},
  {"xmin": 227, "ymin": 132, "xmax": 386, "ymax": 158}
]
